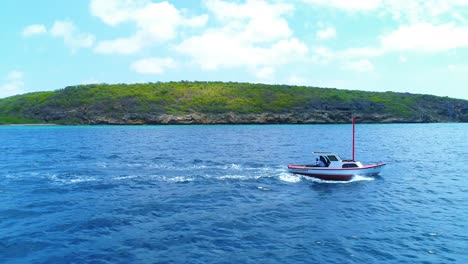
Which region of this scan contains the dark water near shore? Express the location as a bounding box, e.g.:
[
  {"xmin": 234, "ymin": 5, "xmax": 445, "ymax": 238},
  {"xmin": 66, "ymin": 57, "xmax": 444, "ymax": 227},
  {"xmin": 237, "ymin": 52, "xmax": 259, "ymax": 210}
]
[{"xmin": 0, "ymin": 124, "xmax": 467, "ymax": 263}]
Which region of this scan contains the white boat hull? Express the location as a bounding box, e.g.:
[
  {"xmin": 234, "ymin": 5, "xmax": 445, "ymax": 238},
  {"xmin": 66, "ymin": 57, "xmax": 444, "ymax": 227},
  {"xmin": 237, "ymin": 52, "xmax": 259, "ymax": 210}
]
[{"xmin": 288, "ymin": 163, "xmax": 386, "ymax": 181}]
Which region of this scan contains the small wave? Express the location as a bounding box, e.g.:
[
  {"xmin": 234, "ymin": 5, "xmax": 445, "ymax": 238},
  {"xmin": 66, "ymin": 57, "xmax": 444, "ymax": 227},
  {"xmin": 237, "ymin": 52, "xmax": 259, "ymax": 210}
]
[
  {"xmin": 4, "ymin": 174, "xmax": 17, "ymax": 179},
  {"xmin": 96, "ymin": 162, "xmax": 108, "ymax": 168},
  {"xmin": 68, "ymin": 178, "xmax": 97, "ymax": 183},
  {"xmin": 147, "ymin": 163, "xmax": 177, "ymax": 169},
  {"xmin": 257, "ymin": 186, "xmax": 270, "ymax": 191},
  {"xmin": 278, "ymin": 173, "xmax": 301, "ymax": 183},
  {"xmin": 217, "ymin": 174, "xmax": 260, "ymax": 180},
  {"xmin": 113, "ymin": 175, "xmax": 139, "ymax": 180},
  {"xmin": 223, "ymin": 164, "xmax": 242, "ymax": 170},
  {"xmin": 146, "ymin": 162, "xmax": 281, "ymax": 173},
  {"xmin": 47, "ymin": 174, "xmax": 97, "ymax": 184},
  {"xmin": 126, "ymin": 163, "xmax": 144, "ymax": 168},
  {"xmin": 190, "ymin": 165, "xmax": 208, "ymax": 169},
  {"xmin": 161, "ymin": 176, "xmax": 194, "ymax": 183},
  {"xmin": 150, "ymin": 163, "xmax": 209, "ymax": 170}
]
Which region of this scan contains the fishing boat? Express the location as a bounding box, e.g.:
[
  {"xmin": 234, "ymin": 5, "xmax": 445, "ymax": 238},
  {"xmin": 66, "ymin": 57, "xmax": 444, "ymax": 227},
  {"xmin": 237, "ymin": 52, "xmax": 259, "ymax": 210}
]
[{"xmin": 287, "ymin": 118, "xmax": 386, "ymax": 181}]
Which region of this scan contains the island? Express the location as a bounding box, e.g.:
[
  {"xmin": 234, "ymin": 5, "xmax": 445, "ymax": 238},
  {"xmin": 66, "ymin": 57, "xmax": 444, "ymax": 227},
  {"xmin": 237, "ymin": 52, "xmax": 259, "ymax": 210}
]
[{"xmin": 0, "ymin": 81, "xmax": 467, "ymax": 124}]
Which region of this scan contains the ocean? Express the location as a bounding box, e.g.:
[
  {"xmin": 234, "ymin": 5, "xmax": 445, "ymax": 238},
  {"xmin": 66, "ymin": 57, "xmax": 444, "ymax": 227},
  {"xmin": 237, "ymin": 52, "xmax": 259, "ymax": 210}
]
[{"xmin": 0, "ymin": 124, "xmax": 467, "ymax": 263}]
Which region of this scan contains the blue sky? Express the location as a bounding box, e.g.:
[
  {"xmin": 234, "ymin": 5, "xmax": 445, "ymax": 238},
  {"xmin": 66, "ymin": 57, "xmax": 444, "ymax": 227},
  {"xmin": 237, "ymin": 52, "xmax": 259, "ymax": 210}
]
[{"xmin": 1, "ymin": 0, "xmax": 468, "ymax": 100}]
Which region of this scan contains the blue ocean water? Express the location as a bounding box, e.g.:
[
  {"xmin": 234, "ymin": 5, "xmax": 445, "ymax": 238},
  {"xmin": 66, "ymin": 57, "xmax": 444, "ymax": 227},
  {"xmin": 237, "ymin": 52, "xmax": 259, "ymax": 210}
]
[{"xmin": 0, "ymin": 124, "xmax": 467, "ymax": 263}]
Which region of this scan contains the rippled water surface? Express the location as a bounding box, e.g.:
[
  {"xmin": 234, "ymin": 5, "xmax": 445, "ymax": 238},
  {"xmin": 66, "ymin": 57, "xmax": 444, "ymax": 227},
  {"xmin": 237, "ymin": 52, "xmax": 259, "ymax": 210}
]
[{"xmin": 0, "ymin": 124, "xmax": 467, "ymax": 263}]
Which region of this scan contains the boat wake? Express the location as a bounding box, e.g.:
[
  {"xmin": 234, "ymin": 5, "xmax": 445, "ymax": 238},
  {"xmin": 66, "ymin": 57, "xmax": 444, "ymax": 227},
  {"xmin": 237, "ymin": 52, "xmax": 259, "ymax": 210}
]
[
  {"xmin": 47, "ymin": 174, "xmax": 97, "ymax": 184},
  {"xmin": 160, "ymin": 176, "xmax": 194, "ymax": 183},
  {"xmin": 351, "ymin": 175, "xmax": 375, "ymax": 182},
  {"xmin": 278, "ymin": 172, "xmax": 302, "ymax": 183},
  {"xmin": 301, "ymin": 174, "xmax": 375, "ymax": 184},
  {"xmin": 13, "ymin": 162, "xmax": 376, "ymax": 186}
]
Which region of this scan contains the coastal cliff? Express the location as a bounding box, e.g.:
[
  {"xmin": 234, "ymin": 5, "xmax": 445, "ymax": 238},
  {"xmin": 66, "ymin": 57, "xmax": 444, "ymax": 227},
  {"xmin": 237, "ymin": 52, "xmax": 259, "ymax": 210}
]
[{"xmin": 1, "ymin": 82, "xmax": 467, "ymax": 124}]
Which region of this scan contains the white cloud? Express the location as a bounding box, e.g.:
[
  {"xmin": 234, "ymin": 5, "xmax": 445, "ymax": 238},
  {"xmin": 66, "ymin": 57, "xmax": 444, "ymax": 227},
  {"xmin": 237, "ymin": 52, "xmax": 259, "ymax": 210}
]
[
  {"xmin": 206, "ymin": 0, "xmax": 293, "ymax": 20},
  {"xmin": 311, "ymin": 46, "xmax": 335, "ymax": 64},
  {"xmin": 254, "ymin": 66, "xmax": 275, "ymax": 80},
  {"xmin": 95, "ymin": 35, "xmax": 143, "ymax": 55},
  {"xmin": 300, "ymin": 0, "xmax": 468, "ymax": 84},
  {"xmin": 175, "ymin": 0, "xmax": 307, "ymax": 77},
  {"xmin": 0, "ymin": 71, "xmax": 25, "ymax": 98},
  {"xmin": 22, "ymin": 24, "xmax": 47, "ymax": 37},
  {"xmin": 380, "ymin": 23, "xmax": 468, "ymax": 52},
  {"xmin": 308, "ymin": 20, "xmax": 468, "ymax": 77},
  {"xmin": 316, "ymin": 26, "xmax": 336, "ymax": 40},
  {"xmin": 204, "ymin": 0, "xmax": 293, "ymax": 42},
  {"xmin": 176, "ymin": 33, "xmax": 307, "ymax": 70},
  {"xmin": 90, "ymin": 0, "xmax": 146, "ymax": 26},
  {"xmin": 50, "ymin": 20, "xmax": 95, "ymax": 51},
  {"xmin": 380, "ymin": 0, "xmax": 465, "ymax": 23},
  {"xmin": 91, "ymin": 0, "xmax": 208, "ymax": 54},
  {"xmin": 269, "ymin": 38, "xmax": 309, "ymax": 64},
  {"xmin": 452, "ymin": 12, "xmax": 468, "ymax": 23},
  {"xmin": 310, "ymin": 45, "xmax": 382, "ymax": 75},
  {"xmin": 20, "ymin": 21, "xmax": 94, "ymax": 52},
  {"xmin": 302, "ymin": 0, "xmax": 468, "ymax": 25},
  {"xmin": 302, "ymin": 0, "xmax": 381, "ymax": 11},
  {"xmin": 131, "ymin": 57, "xmax": 177, "ymax": 74},
  {"xmin": 343, "ymin": 59, "xmax": 374, "ymax": 72},
  {"xmin": 7, "ymin": 71, "xmax": 24, "ymax": 80},
  {"xmin": 448, "ymin": 64, "xmax": 468, "ymax": 73},
  {"xmin": 342, "ymin": 47, "xmax": 383, "ymax": 58},
  {"xmin": 320, "ymin": 22, "xmax": 468, "ymax": 66}
]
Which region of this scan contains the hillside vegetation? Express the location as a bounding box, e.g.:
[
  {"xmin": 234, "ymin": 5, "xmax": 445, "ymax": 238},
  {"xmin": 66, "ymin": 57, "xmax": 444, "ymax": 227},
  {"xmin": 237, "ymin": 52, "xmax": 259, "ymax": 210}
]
[{"xmin": 0, "ymin": 81, "xmax": 467, "ymax": 124}]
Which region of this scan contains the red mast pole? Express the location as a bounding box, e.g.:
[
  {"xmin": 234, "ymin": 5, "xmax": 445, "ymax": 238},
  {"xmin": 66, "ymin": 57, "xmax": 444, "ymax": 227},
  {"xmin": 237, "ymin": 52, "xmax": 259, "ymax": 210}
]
[{"xmin": 352, "ymin": 117, "xmax": 355, "ymax": 161}]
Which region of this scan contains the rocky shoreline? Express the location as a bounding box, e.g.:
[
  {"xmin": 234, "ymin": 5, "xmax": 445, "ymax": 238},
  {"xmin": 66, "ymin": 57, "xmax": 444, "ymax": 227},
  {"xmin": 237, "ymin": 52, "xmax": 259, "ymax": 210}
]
[{"xmin": 44, "ymin": 110, "xmax": 468, "ymax": 125}]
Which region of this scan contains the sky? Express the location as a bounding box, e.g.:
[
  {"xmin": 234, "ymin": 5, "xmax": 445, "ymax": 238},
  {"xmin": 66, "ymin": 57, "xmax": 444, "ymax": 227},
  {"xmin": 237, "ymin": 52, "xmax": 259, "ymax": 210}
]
[{"xmin": 1, "ymin": 0, "xmax": 468, "ymax": 100}]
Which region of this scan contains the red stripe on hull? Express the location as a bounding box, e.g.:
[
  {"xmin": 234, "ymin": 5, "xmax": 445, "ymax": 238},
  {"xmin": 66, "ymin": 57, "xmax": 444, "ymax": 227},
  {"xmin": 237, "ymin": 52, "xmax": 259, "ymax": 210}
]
[{"xmin": 292, "ymin": 172, "xmax": 353, "ymax": 181}]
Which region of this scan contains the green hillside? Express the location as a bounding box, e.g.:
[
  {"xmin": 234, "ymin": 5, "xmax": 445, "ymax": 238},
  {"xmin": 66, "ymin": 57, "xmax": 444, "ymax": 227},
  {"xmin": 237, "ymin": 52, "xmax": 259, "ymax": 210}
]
[{"xmin": 0, "ymin": 81, "xmax": 467, "ymax": 124}]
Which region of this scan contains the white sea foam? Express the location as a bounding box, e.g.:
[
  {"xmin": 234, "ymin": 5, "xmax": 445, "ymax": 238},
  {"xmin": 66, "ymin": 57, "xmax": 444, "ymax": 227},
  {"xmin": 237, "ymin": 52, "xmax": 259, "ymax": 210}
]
[
  {"xmin": 278, "ymin": 172, "xmax": 301, "ymax": 183},
  {"xmin": 96, "ymin": 162, "xmax": 108, "ymax": 168},
  {"xmin": 217, "ymin": 174, "xmax": 262, "ymax": 180},
  {"xmin": 68, "ymin": 177, "xmax": 97, "ymax": 183},
  {"xmin": 46, "ymin": 174, "xmax": 58, "ymax": 182},
  {"xmin": 161, "ymin": 176, "xmax": 194, "ymax": 183},
  {"xmin": 4, "ymin": 174, "xmax": 16, "ymax": 179},
  {"xmin": 48, "ymin": 174, "xmax": 97, "ymax": 184},
  {"xmin": 257, "ymin": 186, "xmax": 270, "ymax": 191},
  {"xmin": 223, "ymin": 164, "xmax": 242, "ymax": 170},
  {"xmin": 150, "ymin": 163, "xmax": 209, "ymax": 171},
  {"xmin": 113, "ymin": 175, "xmax": 139, "ymax": 180},
  {"xmin": 217, "ymin": 175, "xmax": 246, "ymax": 180},
  {"xmin": 148, "ymin": 163, "xmax": 176, "ymax": 169},
  {"xmin": 190, "ymin": 165, "xmax": 208, "ymax": 169},
  {"xmin": 301, "ymin": 174, "xmax": 375, "ymax": 184},
  {"xmin": 126, "ymin": 163, "xmax": 144, "ymax": 167},
  {"xmin": 351, "ymin": 175, "xmax": 374, "ymax": 182}
]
